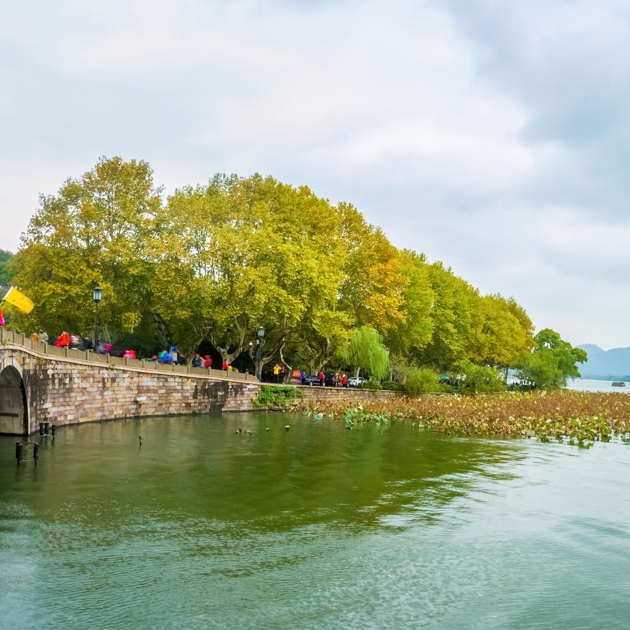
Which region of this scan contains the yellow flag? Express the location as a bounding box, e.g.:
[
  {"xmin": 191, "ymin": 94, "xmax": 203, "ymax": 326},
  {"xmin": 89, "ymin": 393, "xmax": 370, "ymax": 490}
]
[{"xmin": 3, "ymin": 287, "xmax": 34, "ymax": 314}]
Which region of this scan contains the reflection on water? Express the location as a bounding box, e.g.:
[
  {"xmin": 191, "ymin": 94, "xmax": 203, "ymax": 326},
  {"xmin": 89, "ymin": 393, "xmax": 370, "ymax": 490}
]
[{"xmin": 1, "ymin": 414, "xmax": 630, "ymax": 629}]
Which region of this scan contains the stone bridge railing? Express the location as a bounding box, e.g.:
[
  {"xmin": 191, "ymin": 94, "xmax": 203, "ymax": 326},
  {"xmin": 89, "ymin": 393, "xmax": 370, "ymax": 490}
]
[
  {"xmin": 0, "ymin": 328, "xmax": 259, "ymax": 382},
  {"xmin": 0, "ymin": 327, "xmax": 403, "ymax": 436}
]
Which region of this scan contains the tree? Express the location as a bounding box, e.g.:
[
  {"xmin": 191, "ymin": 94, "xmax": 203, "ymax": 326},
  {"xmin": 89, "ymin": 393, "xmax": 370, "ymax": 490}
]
[
  {"xmin": 339, "ymin": 326, "xmax": 389, "ymax": 379},
  {"xmin": 451, "ymin": 359, "xmax": 507, "ymax": 395},
  {"xmin": 384, "ymin": 250, "xmax": 434, "ymax": 357},
  {"xmin": 151, "ymin": 174, "xmax": 346, "ymax": 368},
  {"xmin": 514, "ymin": 328, "xmax": 587, "ymax": 389},
  {"xmin": 412, "ymin": 262, "xmax": 478, "ymax": 368},
  {"xmin": 9, "ymin": 156, "xmax": 161, "ymax": 340},
  {"xmin": 0, "ymin": 250, "xmax": 13, "ymax": 288}
]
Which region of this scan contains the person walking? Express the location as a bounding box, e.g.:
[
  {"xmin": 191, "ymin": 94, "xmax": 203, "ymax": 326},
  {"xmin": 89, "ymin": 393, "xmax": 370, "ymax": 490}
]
[
  {"xmin": 342, "ymin": 373, "xmax": 347, "ymax": 388},
  {"xmin": 58, "ymin": 331, "xmax": 70, "ymax": 348},
  {"xmin": 204, "ymin": 355, "xmax": 212, "ymax": 369},
  {"xmin": 192, "ymin": 354, "xmax": 202, "ymax": 368},
  {"xmin": 83, "ymin": 337, "xmax": 93, "ymax": 350},
  {"xmin": 273, "ymin": 364, "xmax": 281, "ymax": 383},
  {"xmin": 159, "ymin": 350, "xmax": 173, "ymax": 364},
  {"xmin": 300, "ymin": 369, "xmax": 307, "ymax": 385},
  {"xmin": 39, "ymin": 329, "xmax": 49, "ymax": 344},
  {"xmin": 222, "ymin": 359, "xmax": 229, "ymax": 372},
  {"xmin": 318, "ymin": 370, "xmax": 325, "ymax": 387}
]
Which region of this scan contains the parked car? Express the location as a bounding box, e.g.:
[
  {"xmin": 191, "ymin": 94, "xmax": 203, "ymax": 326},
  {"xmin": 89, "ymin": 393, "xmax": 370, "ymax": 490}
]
[
  {"xmin": 304, "ymin": 375, "xmax": 322, "ymax": 386},
  {"xmin": 348, "ymin": 377, "xmax": 367, "ymax": 387}
]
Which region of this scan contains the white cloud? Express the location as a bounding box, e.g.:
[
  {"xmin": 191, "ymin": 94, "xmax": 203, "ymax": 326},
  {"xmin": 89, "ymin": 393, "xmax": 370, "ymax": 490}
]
[{"xmin": 1, "ymin": 0, "xmax": 629, "ymax": 348}]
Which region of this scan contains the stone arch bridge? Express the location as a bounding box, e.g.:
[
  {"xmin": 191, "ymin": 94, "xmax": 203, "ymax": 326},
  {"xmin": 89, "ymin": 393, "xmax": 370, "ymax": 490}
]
[
  {"xmin": 0, "ymin": 328, "xmax": 262, "ymax": 435},
  {"xmin": 0, "ymin": 329, "xmax": 398, "ymax": 435}
]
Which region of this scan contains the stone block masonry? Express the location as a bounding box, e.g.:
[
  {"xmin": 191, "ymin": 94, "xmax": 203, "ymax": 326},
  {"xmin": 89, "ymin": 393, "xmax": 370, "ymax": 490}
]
[{"xmin": 0, "ymin": 340, "xmax": 403, "ymax": 434}]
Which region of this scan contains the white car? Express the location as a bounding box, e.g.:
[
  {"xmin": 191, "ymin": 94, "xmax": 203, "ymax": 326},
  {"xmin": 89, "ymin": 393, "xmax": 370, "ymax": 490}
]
[{"xmin": 348, "ymin": 377, "xmax": 368, "ymax": 387}]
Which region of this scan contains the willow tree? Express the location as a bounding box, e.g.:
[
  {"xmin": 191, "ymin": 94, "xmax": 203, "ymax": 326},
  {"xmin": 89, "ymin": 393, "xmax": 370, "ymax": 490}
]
[{"xmin": 340, "ymin": 326, "xmax": 389, "ymax": 379}]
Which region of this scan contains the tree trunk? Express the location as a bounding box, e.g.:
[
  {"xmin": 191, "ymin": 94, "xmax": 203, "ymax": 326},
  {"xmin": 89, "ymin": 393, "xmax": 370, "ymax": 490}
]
[{"xmin": 279, "ymin": 344, "xmax": 291, "ymax": 384}]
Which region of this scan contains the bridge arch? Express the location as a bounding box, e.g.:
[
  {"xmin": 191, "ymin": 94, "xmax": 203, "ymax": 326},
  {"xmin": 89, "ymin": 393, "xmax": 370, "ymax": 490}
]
[{"xmin": 0, "ymin": 358, "xmax": 29, "ymax": 435}]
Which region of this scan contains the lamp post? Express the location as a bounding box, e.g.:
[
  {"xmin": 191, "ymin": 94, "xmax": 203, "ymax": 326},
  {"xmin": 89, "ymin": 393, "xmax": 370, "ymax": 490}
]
[
  {"xmin": 93, "ymin": 287, "xmax": 102, "ymax": 348},
  {"xmin": 256, "ymin": 326, "xmax": 265, "ymax": 381}
]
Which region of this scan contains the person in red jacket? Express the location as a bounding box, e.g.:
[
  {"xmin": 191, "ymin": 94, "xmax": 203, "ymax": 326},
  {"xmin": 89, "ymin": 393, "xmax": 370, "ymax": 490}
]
[
  {"xmin": 342, "ymin": 373, "xmax": 347, "ymax": 388},
  {"xmin": 204, "ymin": 355, "xmax": 212, "ymax": 369},
  {"xmin": 223, "ymin": 360, "xmax": 228, "ymax": 372},
  {"xmin": 318, "ymin": 370, "xmax": 325, "ymax": 387}
]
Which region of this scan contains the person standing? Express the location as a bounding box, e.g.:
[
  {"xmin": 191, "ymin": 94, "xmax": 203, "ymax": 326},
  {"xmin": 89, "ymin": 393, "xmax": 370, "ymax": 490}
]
[
  {"xmin": 58, "ymin": 331, "xmax": 70, "ymax": 347},
  {"xmin": 204, "ymin": 355, "xmax": 212, "ymax": 369},
  {"xmin": 192, "ymin": 354, "xmax": 202, "ymax": 368},
  {"xmin": 222, "ymin": 359, "xmax": 229, "ymax": 372},
  {"xmin": 39, "ymin": 329, "xmax": 48, "ymax": 344},
  {"xmin": 318, "ymin": 370, "xmax": 325, "ymax": 387},
  {"xmin": 342, "ymin": 373, "xmax": 347, "ymax": 388},
  {"xmin": 301, "ymin": 369, "xmax": 307, "ymax": 385},
  {"xmin": 273, "ymin": 364, "xmax": 281, "ymax": 383},
  {"xmin": 83, "ymin": 337, "xmax": 93, "ymax": 350}
]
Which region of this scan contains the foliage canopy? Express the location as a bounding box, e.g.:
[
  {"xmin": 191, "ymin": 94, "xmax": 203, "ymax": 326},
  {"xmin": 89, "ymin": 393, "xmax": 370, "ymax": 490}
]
[{"xmin": 6, "ymin": 157, "xmax": 556, "ymax": 386}]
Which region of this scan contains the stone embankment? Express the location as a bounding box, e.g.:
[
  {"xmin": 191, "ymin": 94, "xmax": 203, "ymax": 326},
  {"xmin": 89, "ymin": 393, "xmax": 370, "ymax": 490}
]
[{"xmin": 0, "ymin": 328, "xmax": 402, "ymax": 434}]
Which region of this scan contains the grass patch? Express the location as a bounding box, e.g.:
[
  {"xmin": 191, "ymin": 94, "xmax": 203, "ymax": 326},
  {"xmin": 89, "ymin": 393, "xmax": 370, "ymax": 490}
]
[{"xmin": 253, "ymin": 385, "xmax": 303, "ymax": 408}]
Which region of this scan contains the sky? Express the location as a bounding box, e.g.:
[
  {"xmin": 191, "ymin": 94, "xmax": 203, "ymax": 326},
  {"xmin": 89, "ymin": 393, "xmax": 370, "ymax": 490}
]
[{"xmin": 1, "ymin": 0, "xmax": 629, "ymax": 349}]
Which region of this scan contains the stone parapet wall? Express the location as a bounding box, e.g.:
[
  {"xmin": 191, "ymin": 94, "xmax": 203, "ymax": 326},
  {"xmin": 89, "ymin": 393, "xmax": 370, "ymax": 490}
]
[
  {"xmin": 299, "ymin": 386, "xmax": 401, "ymax": 404},
  {"xmin": 0, "ymin": 341, "xmax": 404, "ymax": 434}
]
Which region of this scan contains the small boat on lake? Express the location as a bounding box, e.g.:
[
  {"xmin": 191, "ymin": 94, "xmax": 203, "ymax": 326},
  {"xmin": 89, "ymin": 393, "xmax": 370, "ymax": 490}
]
[{"xmin": 612, "ymin": 382, "xmax": 626, "ymax": 387}]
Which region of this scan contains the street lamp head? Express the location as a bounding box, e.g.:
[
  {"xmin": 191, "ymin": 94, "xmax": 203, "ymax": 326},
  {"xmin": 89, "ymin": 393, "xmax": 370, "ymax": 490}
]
[
  {"xmin": 258, "ymin": 326, "xmax": 264, "ymax": 338},
  {"xmin": 93, "ymin": 287, "xmax": 102, "ymax": 303}
]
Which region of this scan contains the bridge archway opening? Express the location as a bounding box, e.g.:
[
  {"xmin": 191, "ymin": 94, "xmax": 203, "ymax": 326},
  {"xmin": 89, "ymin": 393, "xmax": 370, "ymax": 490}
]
[{"xmin": 0, "ymin": 363, "xmax": 28, "ymax": 435}]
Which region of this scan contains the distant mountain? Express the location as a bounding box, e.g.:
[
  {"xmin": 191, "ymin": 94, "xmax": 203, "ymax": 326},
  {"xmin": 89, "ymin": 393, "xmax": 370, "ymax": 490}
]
[
  {"xmin": 577, "ymin": 343, "xmax": 604, "ymax": 356},
  {"xmin": 576, "ymin": 345, "xmax": 630, "ymax": 380}
]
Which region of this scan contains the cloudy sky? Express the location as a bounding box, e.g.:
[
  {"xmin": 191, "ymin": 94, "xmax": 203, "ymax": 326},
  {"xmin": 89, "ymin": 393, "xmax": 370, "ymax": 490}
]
[{"xmin": 1, "ymin": 0, "xmax": 628, "ymax": 349}]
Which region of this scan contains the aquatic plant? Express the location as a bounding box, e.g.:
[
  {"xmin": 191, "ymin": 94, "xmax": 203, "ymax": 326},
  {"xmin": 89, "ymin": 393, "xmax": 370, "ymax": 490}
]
[{"xmin": 293, "ymin": 390, "xmax": 630, "ymax": 446}]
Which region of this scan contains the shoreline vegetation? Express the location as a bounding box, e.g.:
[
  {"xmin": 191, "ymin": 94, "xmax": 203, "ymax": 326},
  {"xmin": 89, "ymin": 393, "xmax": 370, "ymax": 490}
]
[
  {"xmin": 1, "ymin": 157, "xmax": 586, "ymax": 389},
  {"xmin": 271, "ymin": 389, "xmax": 630, "ymax": 447}
]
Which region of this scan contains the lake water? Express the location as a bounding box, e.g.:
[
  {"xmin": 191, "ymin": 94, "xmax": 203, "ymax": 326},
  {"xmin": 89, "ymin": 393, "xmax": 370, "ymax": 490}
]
[
  {"xmin": 2, "ymin": 413, "xmax": 630, "ymax": 629},
  {"xmin": 567, "ymin": 378, "xmax": 630, "ymax": 393}
]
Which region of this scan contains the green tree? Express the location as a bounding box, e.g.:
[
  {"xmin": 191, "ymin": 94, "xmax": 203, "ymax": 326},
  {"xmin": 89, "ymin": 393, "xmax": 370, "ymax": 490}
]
[
  {"xmin": 384, "ymin": 250, "xmax": 434, "ymax": 357},
  {"xmin": 9, "ymin": 156, "xmax": 161, "ymax": 340},
  {"xmin": 151, "ymin": 174, "xmax": 347, "ymax": 370},
  {"xmin": 405, "ymin": 368, "xmax": 449, "ymax": 395},
  {"xmin": 513, "ymin": 329, "xmax": 587, "ymax": 389},
  {"xmin": 339, "ymin": 326, "xmax": 389, "ymax": 379},
  {"xmin": 0, "ymin": 249, "xmax": 13, "ymax": 288},
  {"xmin": 451, "ymin": 359, "xmax": 507, "ymax": 395}
]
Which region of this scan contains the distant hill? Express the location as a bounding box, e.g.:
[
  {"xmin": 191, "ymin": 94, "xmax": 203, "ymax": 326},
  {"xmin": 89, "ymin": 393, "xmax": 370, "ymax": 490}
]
[{"xmin": 576, "ymin": 345, "xmax": 630, "ymax": 380}]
